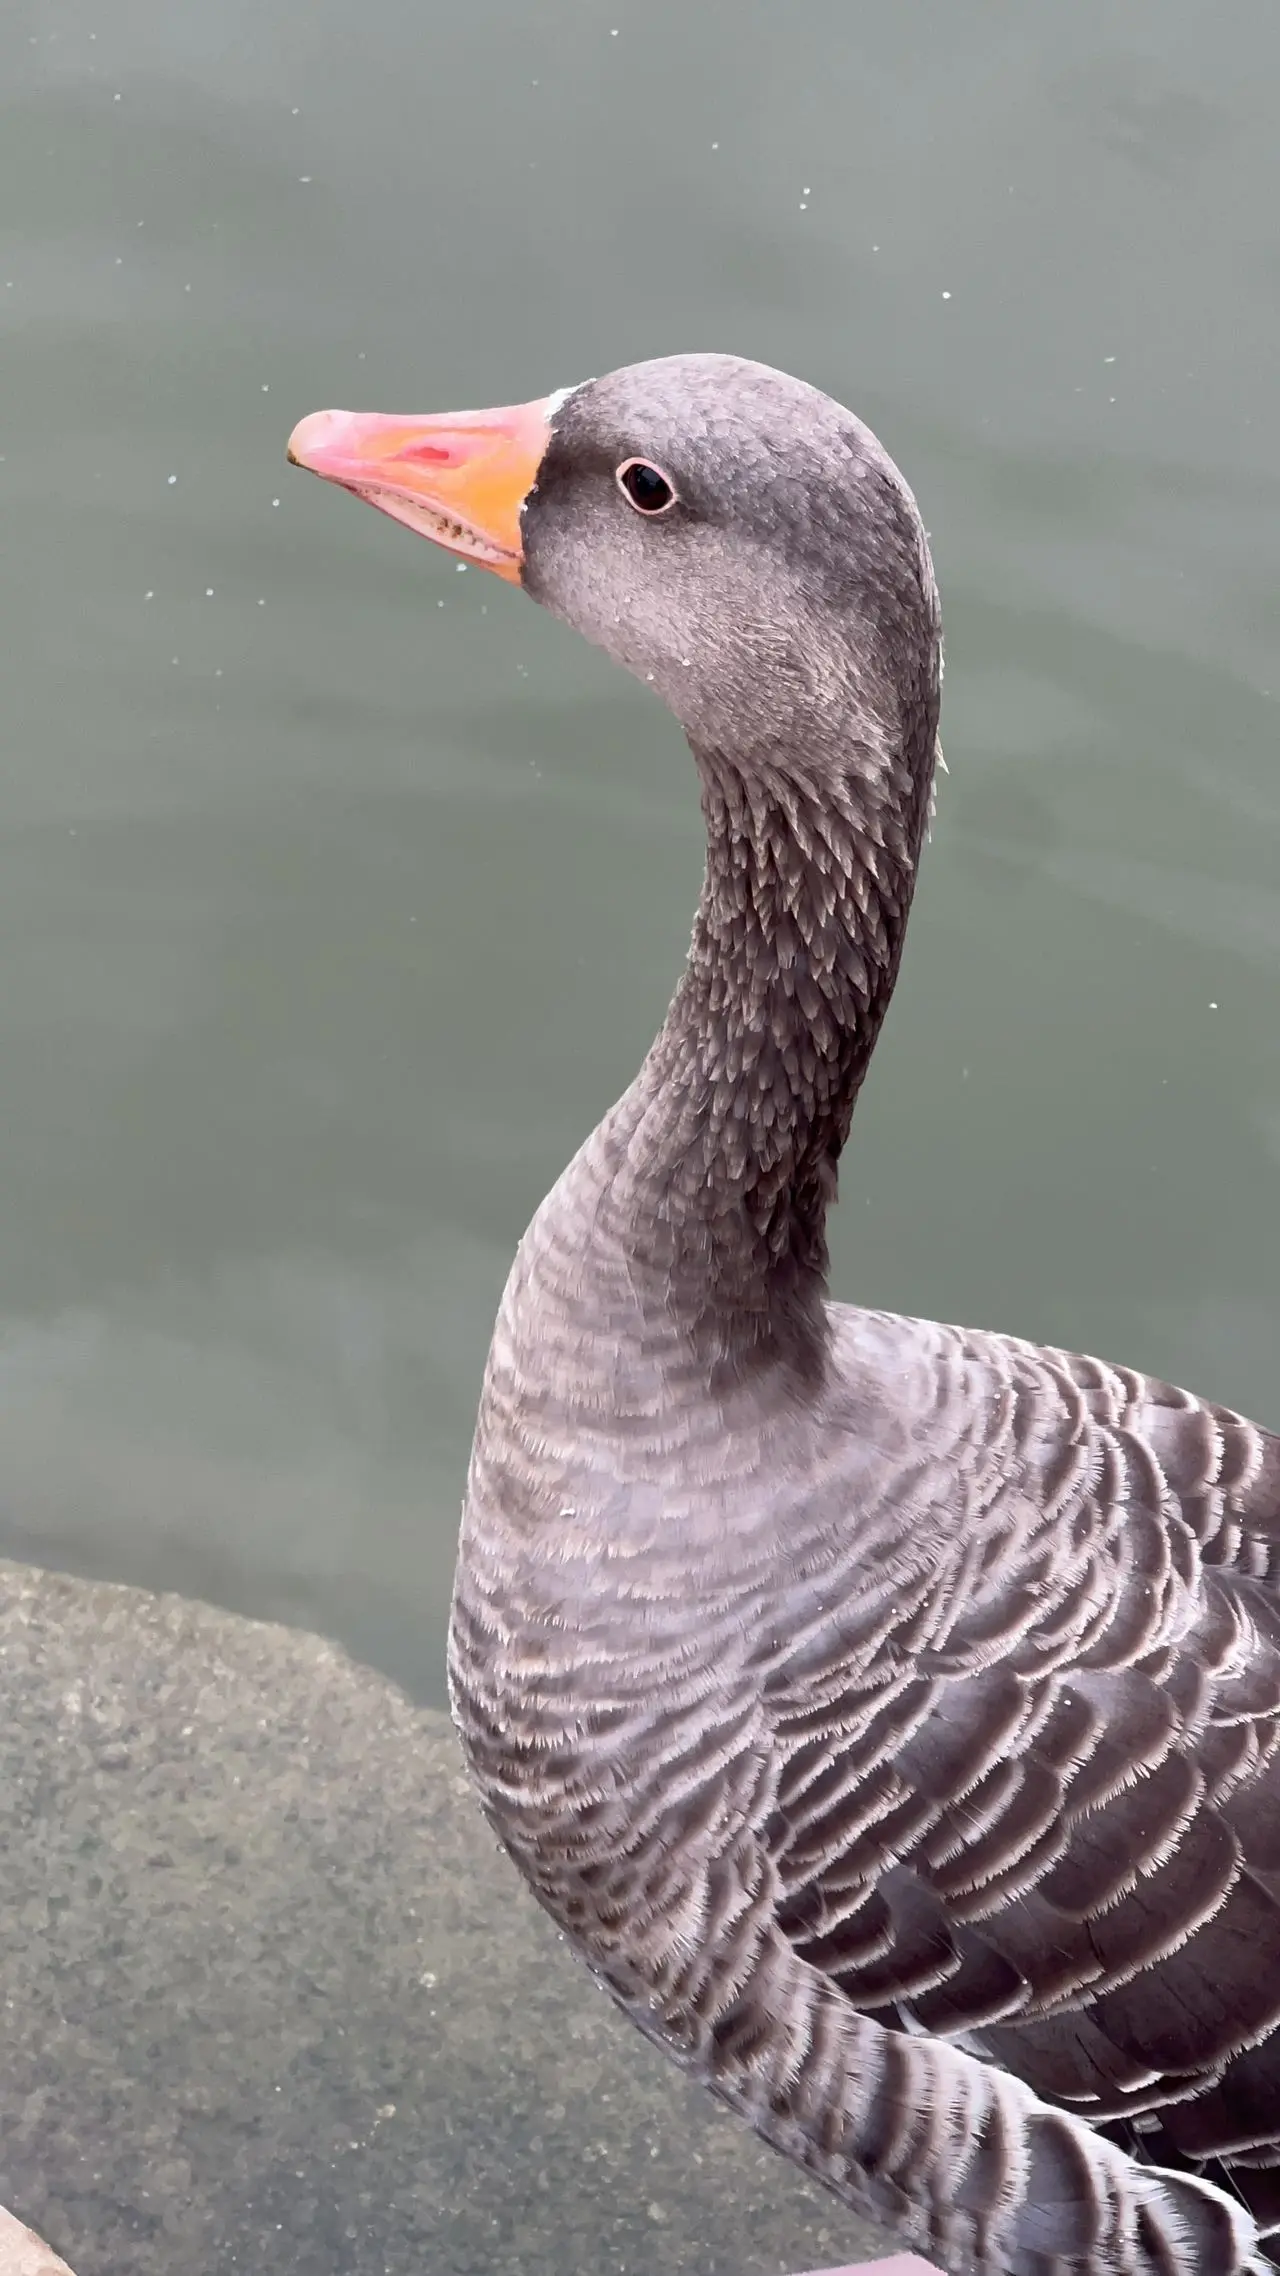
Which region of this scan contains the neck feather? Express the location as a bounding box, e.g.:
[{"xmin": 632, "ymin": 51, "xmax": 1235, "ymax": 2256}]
[{"xmin": 608, "ymin": 710, "xmax": 937, "ymax": 1350}]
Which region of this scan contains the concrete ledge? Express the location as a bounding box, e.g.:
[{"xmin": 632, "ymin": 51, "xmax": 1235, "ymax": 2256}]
[
  {"xmin": 0, "ymin": 1560, "xmax": 915, "ymax": 2276},
  {"xmin": 0, "ymin": 2210, "xmax": 943, "ymax": 2276}
]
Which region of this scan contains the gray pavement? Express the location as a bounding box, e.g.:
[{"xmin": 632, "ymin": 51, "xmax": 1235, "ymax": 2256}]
[{"xmin": 0, "ymin": 1562, "xmax": 893, "ymax": 2276}]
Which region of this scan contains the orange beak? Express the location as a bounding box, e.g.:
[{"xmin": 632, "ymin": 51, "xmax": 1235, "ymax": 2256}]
[{"xmin": 286, "ymin": 396, "xmax": 555, "ymax": 583}]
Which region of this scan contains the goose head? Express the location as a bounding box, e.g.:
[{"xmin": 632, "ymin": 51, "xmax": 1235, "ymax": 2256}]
[{"xmin": 287, "ymin": 353, "xmax": 940, "ymax": 796}]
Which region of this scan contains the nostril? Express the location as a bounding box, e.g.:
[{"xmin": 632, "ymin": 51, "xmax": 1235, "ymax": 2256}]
[{"xmin": 396, "ymin": 438, "xmax": 479, "ymax": 469}]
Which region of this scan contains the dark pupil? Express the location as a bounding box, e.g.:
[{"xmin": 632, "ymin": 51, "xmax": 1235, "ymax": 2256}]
[{"xmin": 623, "ymin": 462, "xmax": 672, "ymax": 511}]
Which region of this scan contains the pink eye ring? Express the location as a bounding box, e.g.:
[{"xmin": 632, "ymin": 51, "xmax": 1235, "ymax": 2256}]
[{"xmin": 616, "ymin": 458, "xmax": 677, "ymax": 515}]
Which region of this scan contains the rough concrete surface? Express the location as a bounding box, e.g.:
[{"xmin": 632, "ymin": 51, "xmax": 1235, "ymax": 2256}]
[{"xmin": 0, "ymin": 1561, "xmax": 901, "ymax": 2276}]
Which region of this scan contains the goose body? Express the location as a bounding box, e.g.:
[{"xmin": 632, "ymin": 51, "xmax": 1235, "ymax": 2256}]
[{"xmin": 289, "ymin": 357, "xmax": 1280, "ymax": 2276}]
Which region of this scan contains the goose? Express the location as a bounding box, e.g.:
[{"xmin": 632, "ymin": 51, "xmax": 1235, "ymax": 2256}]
[{"xmin": 288, "ymin": 355, "xmax": 1280, "ymax": 2276}]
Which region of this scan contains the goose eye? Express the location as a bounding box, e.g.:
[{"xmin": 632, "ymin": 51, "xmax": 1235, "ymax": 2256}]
[{"xmin": 616, "ymin": 459, "xmax": 676, "ymax": 515}]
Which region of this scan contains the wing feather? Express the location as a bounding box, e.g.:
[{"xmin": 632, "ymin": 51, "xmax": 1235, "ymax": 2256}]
[{"xmin": 763, "ymin": 1315, "xmax": 1280, "ymax": 2242}]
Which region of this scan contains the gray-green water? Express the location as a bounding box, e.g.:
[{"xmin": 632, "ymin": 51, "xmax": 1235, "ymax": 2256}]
[{"xmin": 3, "ymin": 0, "xmax": 1280, "ymax": 1706}]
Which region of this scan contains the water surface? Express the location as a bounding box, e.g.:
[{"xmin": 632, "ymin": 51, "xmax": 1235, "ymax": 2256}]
[{"xmin": 3, "ymin": 0, "xmax": 1280, "ymax": 1701}]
